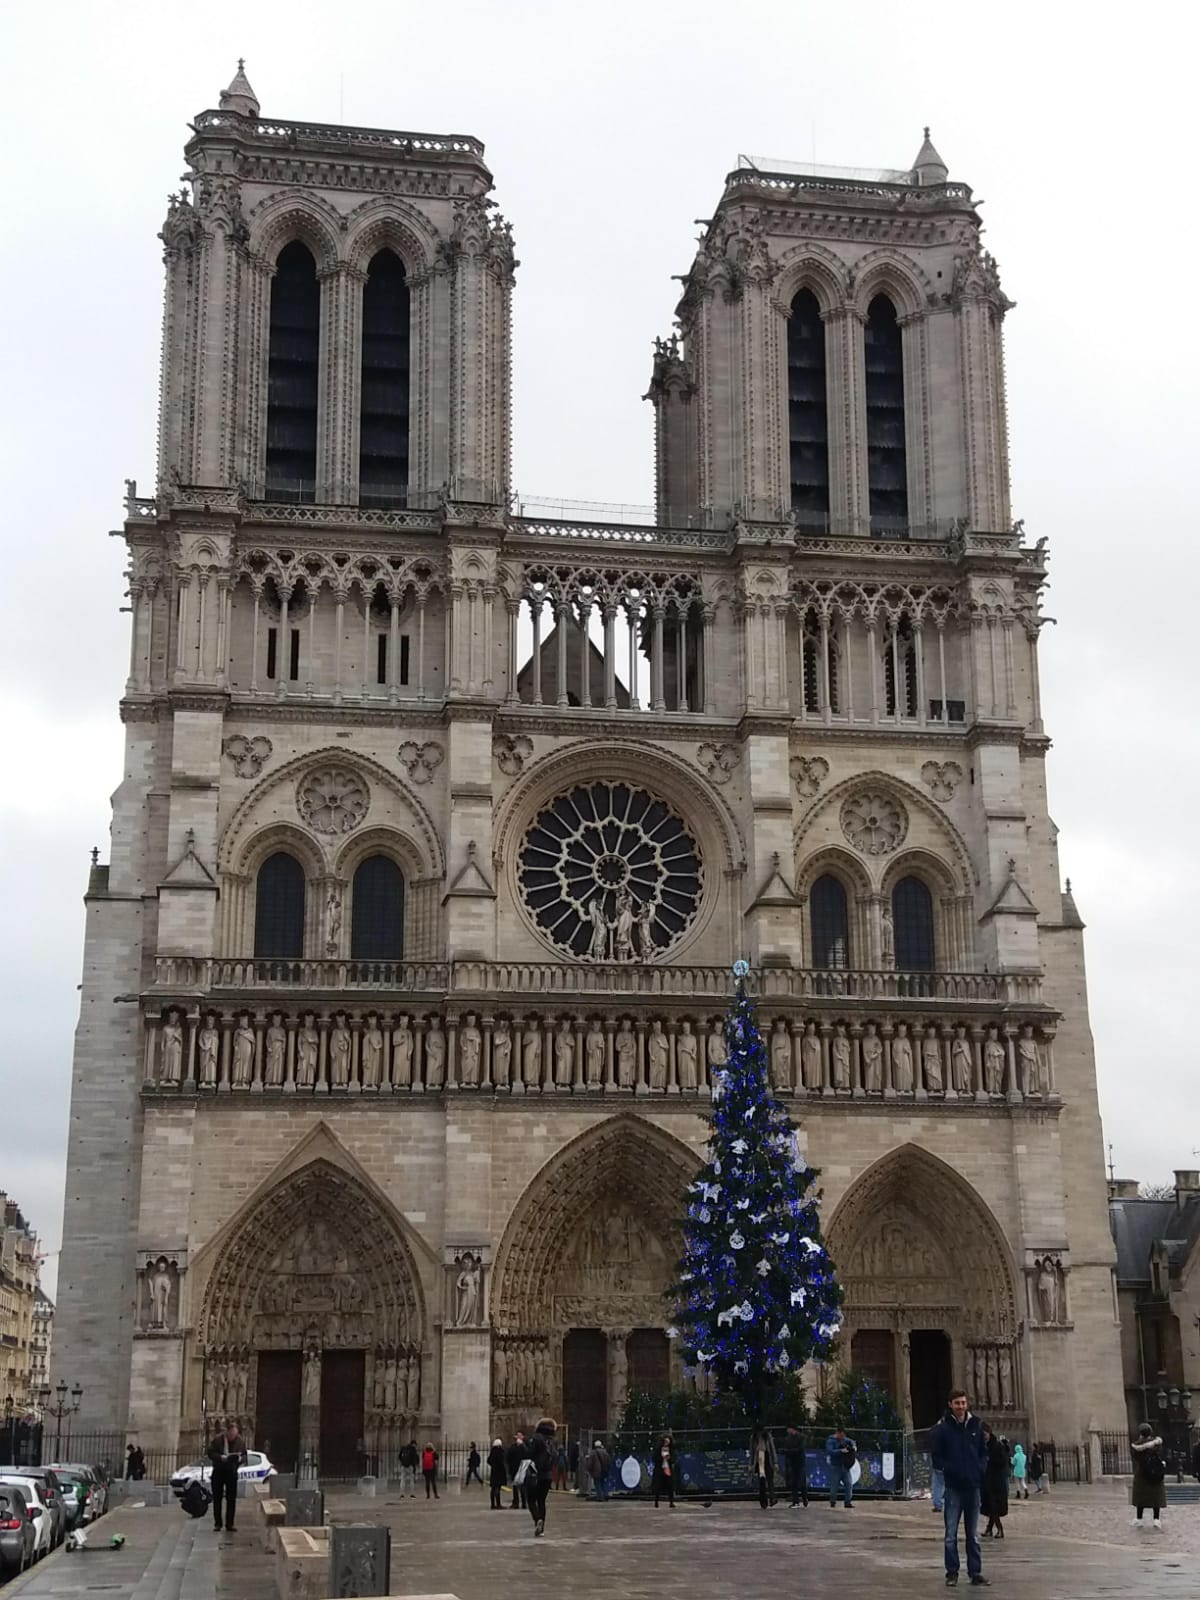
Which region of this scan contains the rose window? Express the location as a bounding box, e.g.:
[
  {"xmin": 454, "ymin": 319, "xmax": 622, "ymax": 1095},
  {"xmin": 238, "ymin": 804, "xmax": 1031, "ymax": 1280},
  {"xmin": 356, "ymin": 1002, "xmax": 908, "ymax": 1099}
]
[
  {"xmin": 519, "ymin": 782, "xmax": 703, "ymax": 960},
  {"xmin": 297, "ymin": 767, "xmax": 369, "ymax": 835},
  {"xmin": 840, "ymin": 789, "xmax": 907, "ymax": 856}
]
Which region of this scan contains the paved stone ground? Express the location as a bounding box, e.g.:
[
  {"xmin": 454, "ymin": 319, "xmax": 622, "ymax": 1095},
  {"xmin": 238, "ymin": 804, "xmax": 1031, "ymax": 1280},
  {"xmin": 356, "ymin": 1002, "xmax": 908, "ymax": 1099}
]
[{"xmin": 4, "ymin": 1487, "xmax": 1196, "ymax": 1600}]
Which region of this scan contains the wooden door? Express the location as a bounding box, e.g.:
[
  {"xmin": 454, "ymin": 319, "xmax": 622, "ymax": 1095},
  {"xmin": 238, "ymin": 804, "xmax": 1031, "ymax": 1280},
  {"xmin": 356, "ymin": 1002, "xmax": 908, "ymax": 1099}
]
[
  {"xmin": 319, "ymin": 1349, "xmax": 366, "ymax": 1478},
  {"xmin": 850, "ymin": 1328, "xmax": 896, "ymax": 1401},
  {"xmin": 562, "ymin": 1329, "xmax": 608, "ymax": 1433},
  {"xmin": 909, "ymin": 1329, "xmax": 952, "ymax": 1429},
  {"xmin": 627, "ymin": 1329, "xmax": 670, "ymax": 1395},
  {"xmin": 255, "ymin": 1351, "xmax": 302, "ymax": 1472}
]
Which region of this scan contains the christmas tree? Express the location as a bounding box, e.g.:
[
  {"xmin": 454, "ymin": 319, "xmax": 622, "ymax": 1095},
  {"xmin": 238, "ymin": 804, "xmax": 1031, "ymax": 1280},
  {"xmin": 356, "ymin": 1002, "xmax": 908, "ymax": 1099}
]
[{"xmin": 670, "ymin": 963, "xmax": 843, "ymax": 1423}]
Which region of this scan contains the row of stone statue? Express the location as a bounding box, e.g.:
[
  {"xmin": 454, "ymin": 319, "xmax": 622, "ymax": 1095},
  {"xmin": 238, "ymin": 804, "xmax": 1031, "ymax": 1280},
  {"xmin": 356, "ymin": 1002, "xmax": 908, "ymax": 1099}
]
[
  {"xmin": 150, "ymin": 1008, "xmax": 1054, "ymax": 1097},
  {"xmin": 969, "ymin": 1343, "xmax": 1018, "ymax": 1411},
  {"xmin": 368, "ymin": 1350, "xmax": 423, "ymax": 1415},
  {"xmin": 492, "ymin": 1337, "xmax": 552, "ymax": 1406}
]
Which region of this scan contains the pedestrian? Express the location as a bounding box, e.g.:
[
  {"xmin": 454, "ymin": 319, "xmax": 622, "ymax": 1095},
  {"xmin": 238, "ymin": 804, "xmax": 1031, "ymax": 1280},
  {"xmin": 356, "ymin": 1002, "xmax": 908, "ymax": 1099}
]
[
  {"xmin": 782, "ymin": 1425, "xmax": 809, "ymax": 1508},
  {"xmin": 553, "ymin": 1442, "xmax": 568, "ymax": 1490},
  {"xmin": 824, "ymin": 1423, "xmax": 856, "ymax": 1509},
  {"xmin": 464, "ymin": 1442, "xmax": 483, "ymax": 1488},
  {"xmin": 131, "ymin": 1445, "xmax": 146, "ymax": 1480},
  {"xmin": 1130, "ymin": 1421, "xmax": 1167, "ymax": 1530},
  {"xmin": 421, "ymin": 1442, "xmax": 439, "ymax": 1499},
  {"xmin": 206, "ymin": 1418, "xmax": 246, "ymax": 1534},
  {"xmin": 652, "ymin": 1433, "xmax": 678, "ymax": 1508},
  {"xmin": 524, "ymin": 1417, "xmax": 557, "ymax": 1537},
  {"xmin": 1027, "ymin": 1444, "xmax": 1047, "ymax": 1495},
  {"xmin": 568, "ymin": 1438, "xmax": 581, "ymax": 1490},
  {"xmin": 929, "ymin": 1387, "xmax": 989, "ymax": 1587},
  {"xmin": 506, "ymin": 1431, "xmax": 528, "ymax": 1511},
  {"xmin": 487, "ymin": 1438, "xmax": 506, "ymax": 1510},
  {"xmin": 125, "ymin": 1444, "xmax": 136, "ymax": 1480},
  {"xmin": 1010, "ymin": 1441, "xmax": 1028, "ymax": 1500},
  {"xmin": 398, "ymin": 1438, "xmax": 419, "ymax": 1498},
  {"xmin": 585, "ymin": 1436, "xmax": 611, "ymax": 1501},
  {"xmin": 980, "ymin": 1424, "xmax": 1008, "ymax": 1539},
  {"xmin": 749, "ymin": 1426, "xmax": 778, "ymax": 1508},
  {"xmin": 1192, "ymin": 1437, "xmax": 1200, "ymax": 1482}
]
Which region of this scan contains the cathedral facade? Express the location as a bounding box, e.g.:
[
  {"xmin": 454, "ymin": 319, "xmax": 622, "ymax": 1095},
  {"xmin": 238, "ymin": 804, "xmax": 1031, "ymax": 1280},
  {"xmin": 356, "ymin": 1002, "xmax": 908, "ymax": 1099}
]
[{"xmin": 54, "ymin": 67, "xmax": 1124, "ymax": 1471}]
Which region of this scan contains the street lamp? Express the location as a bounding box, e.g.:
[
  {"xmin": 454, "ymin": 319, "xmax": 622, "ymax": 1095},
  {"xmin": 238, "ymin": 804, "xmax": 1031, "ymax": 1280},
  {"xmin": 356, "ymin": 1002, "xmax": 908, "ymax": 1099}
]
[{"xmin": 39, "ymin": 1382, "xmax": 82, "ymax": 1461}]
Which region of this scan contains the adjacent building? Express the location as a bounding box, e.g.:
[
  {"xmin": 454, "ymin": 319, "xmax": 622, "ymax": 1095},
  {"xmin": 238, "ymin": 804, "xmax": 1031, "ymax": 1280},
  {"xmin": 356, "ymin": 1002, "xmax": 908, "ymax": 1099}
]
[
  {"xmin": 53, "ymin": 65, "xmax": 1125, "ymax": 1470},
  {"xmin": 0, "ymin": 1197, "xmax": 41, "ymax": 1407}
]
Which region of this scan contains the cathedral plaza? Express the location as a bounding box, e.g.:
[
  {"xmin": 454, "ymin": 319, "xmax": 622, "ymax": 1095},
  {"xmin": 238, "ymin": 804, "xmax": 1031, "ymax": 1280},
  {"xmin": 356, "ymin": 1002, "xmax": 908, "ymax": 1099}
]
[{"xmin": 53, "ymin": 60, "xmax": 1128, "ymax": 1480}]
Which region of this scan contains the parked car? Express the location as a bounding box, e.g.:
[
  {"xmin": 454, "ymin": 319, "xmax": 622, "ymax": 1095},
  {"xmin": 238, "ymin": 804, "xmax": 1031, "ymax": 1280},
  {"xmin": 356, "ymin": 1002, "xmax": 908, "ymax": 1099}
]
[
  {"xmin": 0, "ymin": 1467, "xmax": 67, "ymax": 1548},
  {"xmin": 48, "ymin": 1464, "xmax": 107, "ymax": 1521},
  {"xmin": 169, "ymin": 1450, "xmax": 274, "ymax": 1498},
  {"xmin": 0, "ymin": 1477, "xmax": 49, "ymax": 1566},
  {"xmin": 46, "ymin": 1465, "xmax": 99, "ymax": 1527}
]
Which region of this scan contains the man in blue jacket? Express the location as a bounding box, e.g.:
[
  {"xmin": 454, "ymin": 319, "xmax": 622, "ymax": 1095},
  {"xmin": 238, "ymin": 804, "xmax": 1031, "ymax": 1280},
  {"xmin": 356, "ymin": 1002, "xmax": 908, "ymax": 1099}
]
[{"xmin": 929, "ymin": 1389, "xmax": 988, "ymax": 1586}]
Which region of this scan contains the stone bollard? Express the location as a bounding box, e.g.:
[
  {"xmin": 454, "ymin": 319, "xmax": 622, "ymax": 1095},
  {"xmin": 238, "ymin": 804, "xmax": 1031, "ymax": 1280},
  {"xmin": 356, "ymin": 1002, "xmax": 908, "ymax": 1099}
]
[
  {"xmin": 285, "ymin": 1487, "xmax": 325, "ymax": 1526},
  {"xmin": 329, "ymin": 1525, "xmax": 391, "ymax": 1597}
]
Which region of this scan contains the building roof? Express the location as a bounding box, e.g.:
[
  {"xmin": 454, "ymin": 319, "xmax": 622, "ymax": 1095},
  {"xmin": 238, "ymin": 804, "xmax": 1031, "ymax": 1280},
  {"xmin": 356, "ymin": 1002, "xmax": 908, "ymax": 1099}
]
[
  {"xmin": 1110, "ymin": 1193, "xmax": 1200, "ymax": 1285},
  {"xmin": 912, "ymin": 127, "xmax": 949, "ymax": 185},
  {"xmin": 219, "ymin": 59, "xmax": 260, "ymax": 119}
]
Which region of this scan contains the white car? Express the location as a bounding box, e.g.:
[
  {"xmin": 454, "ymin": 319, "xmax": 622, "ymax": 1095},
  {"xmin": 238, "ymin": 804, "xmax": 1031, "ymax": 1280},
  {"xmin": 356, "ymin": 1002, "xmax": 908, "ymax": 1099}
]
[
  {"xmin": 0, "ymin": 1476, "xmax": 53, "ymax": 1560},
  {"xmin": 169, "ymin": 1451, "xmax": 274, "ymax": 1497}
]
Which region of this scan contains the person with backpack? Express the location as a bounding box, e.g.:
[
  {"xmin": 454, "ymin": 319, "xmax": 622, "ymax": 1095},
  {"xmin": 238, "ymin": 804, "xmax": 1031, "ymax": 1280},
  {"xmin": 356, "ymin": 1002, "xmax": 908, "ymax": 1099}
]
[
  {"xmin": 421, "ymin": 1442, "xmax": 439, "ymax": 1499},
  {"xmin": 824, "ymin": 1424, "xmax": 856, "ymax": 1509},
  {"xmin": 398, "ymin": 1439, "xmax": 419, "ymax": 1498},
  {"xmin": 487, "ymin": 1439, "xmax": 507, "ymax": 1509},
  {"xmin": 464, "ymin": 1442, "xmax": 483, "ymax": 1488},
  {"xmin": 1130, "ymin": 1421, "xmax": 1167, "ymax": 1529},
  {"xmin": 505, "ymin": 1431, "xmax": 528, "ymax": 1511},
  {"xmin": 1027, "ymin": 1444, "xmax": 1047, "ymax": 1494},
  {"xmin": 585, "ymin": 1436, "xmax": 611, "ymax": 1501},
  {"xmin": 523, "ymin": 1417, "xmax": 557, "ymax": 1536}
]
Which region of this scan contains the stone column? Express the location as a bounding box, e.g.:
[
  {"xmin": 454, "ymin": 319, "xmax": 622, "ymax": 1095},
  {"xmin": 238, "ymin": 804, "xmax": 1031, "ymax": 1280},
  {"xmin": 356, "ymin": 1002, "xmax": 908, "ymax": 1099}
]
[{"xmin": 299, "ymin": 1343, "xmax": 322, "ymax": 1479}]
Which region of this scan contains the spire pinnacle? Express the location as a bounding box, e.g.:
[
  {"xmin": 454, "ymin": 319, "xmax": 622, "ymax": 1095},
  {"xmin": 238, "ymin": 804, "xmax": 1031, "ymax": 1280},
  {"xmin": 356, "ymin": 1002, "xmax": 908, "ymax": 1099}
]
[
  {"xmin": 219, "ymin": 59, "xmax": 260, "ymax": 119},
  {"xmin": 912, "ymin": 126, "xmax": 948, "ymax": 186}
]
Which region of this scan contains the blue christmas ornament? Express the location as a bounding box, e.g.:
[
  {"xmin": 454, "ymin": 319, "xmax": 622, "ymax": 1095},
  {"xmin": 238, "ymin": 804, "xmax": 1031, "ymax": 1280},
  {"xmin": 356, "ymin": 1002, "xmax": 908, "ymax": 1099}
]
[{"xmin": 733, "ymin": 959, "xmax": 750, "ymax": 978}]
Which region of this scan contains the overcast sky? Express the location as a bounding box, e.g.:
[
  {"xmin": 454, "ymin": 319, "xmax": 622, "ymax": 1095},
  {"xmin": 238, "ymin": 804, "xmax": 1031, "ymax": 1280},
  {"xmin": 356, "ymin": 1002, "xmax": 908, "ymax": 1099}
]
[{"xmin": 2, "ymin": 1, "xmax": 1195, "ymax": 1297}]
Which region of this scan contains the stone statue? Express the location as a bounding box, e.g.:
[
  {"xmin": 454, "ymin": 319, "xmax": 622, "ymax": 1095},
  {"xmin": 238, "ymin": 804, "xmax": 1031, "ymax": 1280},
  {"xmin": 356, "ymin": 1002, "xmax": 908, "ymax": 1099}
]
[
  {"xmin": 608, "ymin": 1331, "xmax": 629, "ymax": 1416},
  {"xmin": 522, "ymin": 1023, "xmax": 542, "ymax": 1088},
  {"xmin": 635, "ymin": 897, "xmax": 656, "ymax": 959},
  {"xmin": 454, "ymin": 1255, "xmax": 482, "ymax": 1327},
  {"xmin": 198, "ymin": 1013, "xmax": 220, "ymax": 1087},
  {"xmin": 891, "ymin": 1024, "xmax": 914, "ymax": 1094},
  {"xmin": 997, "ymin": 1345, "xmax": 1013, "ymax": 1407},
  {"xmin": 922, "ymin": 1029, "xmax": 944, "ymax": 1094},
  {"xmin": 296, "ymin": 1013, "xmax": 318, "ymax": 1088},
  {"xmin": 1018, "ymin": 1025, "xmax": 1041, "ymax": 1095},
  {"xmin": 148, "ymin": 1257, "xmax": 172, "ymax": 1326},
  {"xmin": 951, "ymin": 1025, "xmax": 972, "ymax": 1093},
  {"xmin": 265, "ymin": 1012, "xmax": 287, "ymax": 1087},
  {"xmin": 460, "ymin": 1014, "xmax": 481, "ymax": 1087},
  {"xmin": 880, "ymin": 906, "xmax": 895, "ymax": 967},
  {"xmin": 770, "ymin": 1022, "xmax": 792, "ymax": 1092},
  {"xmin": 801, "ymin": 1021, "xmax": 821, "ymax": 1091},
  {"xmin": 554, "ymin": 1020, "xmax": 575, "ymax": 1087},
  {"xmin": 676, "ymin": 1021, "xmax": 698, "ymax": 1092},
  {"xmin": 861, "ymin": 1023, "xmax": 883, "ymax": 1093},
  {"xmin": 983, "ymin": 1027, "xmax": 1005, "ymax": 1095},
  {"xmin": 831, "ymin": 1025, "xmax": 851, "ymax": 1091},
  {"xmin": 612, "ymin": 887, "xmax": 635, "ymax": 961},
  {"xmin": 616, "ymin": 1020, "xmax": 636, "ymax": 1088},
  {"xmin": 984, "ymin": 1346, "xmax": 998, "ymax": 1408},
  {"xmin": 361, "ymin": 1013, "xmax": 383, "ymax": 1088},
  {"xmin": 587, "ymin": 895, "xmax": 608, "ymax": 960},
  {"xmin": 232, "ymin": 1014, "xmax": 255, "ymax": 1087},
  {"xmin": 302, "ymin": 1345, "xmax": 321, "ymax": 1406},
  {"xmin": 1036, "ymin": 1257, "xmax": 1060, "ymax": 1324},
  {"xmin": 585, "ymin": 1020, "xmax": 605, "ymax": 1088},
  {"xmin": 707, "ymin": 1022, "xmax": 727, "ymax": 1072},
  {"xmin": 160, "ymin": 1010, "xmax": 183, "ymax": 1084},
  {"xmin": 972, "ymin": 1347, "xmax": 986, "ymax": 1406},
  {"xmin": 425, "ymin": 1018, "xmax": 446, "ymax": 1089},
  {"xmin": 491, "ymin": 1019, "xmax": 511, "ymax": 1088},
  {"xmin": 325, "ymin": 886, "xmax": 342, "ymax": 958},
  {"xmin": 493, "ymin": 1344, "xmax": 508, "ymax": 1404},
  {"xmin": 647, "ymin": 1020, "xmax": 668, "ymax": 1090},
  {"xmin": 392, "ymin": 1017, "xmax": 413, "ymax": 1089},
  {"xmin": 329, "ymin": 1013, "xmax": 352, "ymax": 1088}
]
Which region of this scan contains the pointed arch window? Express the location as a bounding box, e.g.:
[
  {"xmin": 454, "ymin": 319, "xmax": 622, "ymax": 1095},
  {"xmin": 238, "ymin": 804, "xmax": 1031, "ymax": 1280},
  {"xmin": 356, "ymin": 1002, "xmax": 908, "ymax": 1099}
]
[
  {"xmin": 883, "ymin": 616, "xmax": 918, "ymax": 717},
  {"xmin": 351, "ymin": 854, "xmax": 405, "ymax": 961},
  {"xmin": 810, "ymin": 874, "xmax": 850, "ymax": 968},
  {"xmin": 864, "ymin": 293, "xmax": 908, "ymax": 536},
  {"xmin": 254, "ymin": 852, "xmax": 306, "ymax": 958},
  {"xmin": 359, "ymin": 251, "xmax": 411, "ymax": 508},
  {"xmin": 802, "ymin": 610, "xmax": 839, "ymax": 714},
  {"xmin": 265, "ymin": 242, "xmax": 320, "ymax": 503},
  {"xmin": 892, "ymin": 875, "xmax": 935, "ymax": 971},
  {"xmin": 787, "ymin": 288, "xmax": 829, "ymax": 526}
]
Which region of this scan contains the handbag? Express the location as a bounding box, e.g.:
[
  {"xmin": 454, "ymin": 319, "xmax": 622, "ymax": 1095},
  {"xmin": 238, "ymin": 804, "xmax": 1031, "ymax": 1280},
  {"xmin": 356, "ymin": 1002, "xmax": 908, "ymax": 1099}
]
[{"xmin": 513, "ymin": 1457, "xmax": 535, "ymax": 1487}]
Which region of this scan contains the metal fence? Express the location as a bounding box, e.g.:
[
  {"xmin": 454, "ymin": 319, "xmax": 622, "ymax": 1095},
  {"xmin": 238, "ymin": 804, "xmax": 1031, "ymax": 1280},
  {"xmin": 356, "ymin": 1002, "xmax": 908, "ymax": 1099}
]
[{"xmin": 1098, "ymin": 1431, "xmax": 1133, "ymax": 1477}]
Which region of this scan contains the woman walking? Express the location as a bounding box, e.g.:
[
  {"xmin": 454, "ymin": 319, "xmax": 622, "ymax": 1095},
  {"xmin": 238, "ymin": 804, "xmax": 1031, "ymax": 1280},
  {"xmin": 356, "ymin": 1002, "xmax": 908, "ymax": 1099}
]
[
  {"xmin": 421, "ymin": 1442, "xmax": 439, "ymax": 1499},
  {"xmin": 1010, "ymin": 1441, "xmax": 1028, "ymax": 1500},
  {"xmin": 750, "ymin": 1426, "xmax": 779, "ymax": 1509},
  {"xmin": 981, "ymin": 1424, "xmax": 1009, "ymax": 1538},
  {"xmin": 652, "ymin": 1434, "xmax": 678, "ymax": 1508},
  {"xmin": 1130, "ymin": 1421, "xmax": 1167, "ymax": 1530},
  {"xmin": 487, "ymin": 1438, "xmax": 506, "ymax": 1509},
  {"xmin": 464, "ymin": 1442, "xmax": 483, "ymax": 1487},
  {"xmin": 525, "ymin": 1417, "xmax": 558, "ymax": 1537}
]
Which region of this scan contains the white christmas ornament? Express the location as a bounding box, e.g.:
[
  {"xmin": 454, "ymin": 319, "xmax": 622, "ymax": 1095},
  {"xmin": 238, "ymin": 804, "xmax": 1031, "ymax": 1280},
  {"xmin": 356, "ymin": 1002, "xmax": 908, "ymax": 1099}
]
[
  {"xmin": 790, "ymin": 1288, "xmax": 807, "ymax": 1307},
  {"xmin": 779, "ymin": 1351, "xmax": 791, "ymax": 1368},
  {"xmin": 730, "ymin": 1230, "xmax": 745, "ymax": 1250},
  {"xmin": 755, "ymin": 1258, "xmax": 771, "ymax": 1277}
]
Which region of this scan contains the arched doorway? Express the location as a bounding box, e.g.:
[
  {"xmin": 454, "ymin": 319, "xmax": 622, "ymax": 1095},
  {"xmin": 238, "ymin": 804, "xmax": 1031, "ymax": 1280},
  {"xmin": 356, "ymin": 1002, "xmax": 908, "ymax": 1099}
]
[
  {"xmin": 490, "ymin": 1116, "xmax": 697, "ymax": 1434},
  {"xmin": 827, "ymin": 1146, "xmax": 1020, "ymax": 1432},
  {"xmin": 198, "ymin": 1159, "xmax": 425, "ymax": 1475}
]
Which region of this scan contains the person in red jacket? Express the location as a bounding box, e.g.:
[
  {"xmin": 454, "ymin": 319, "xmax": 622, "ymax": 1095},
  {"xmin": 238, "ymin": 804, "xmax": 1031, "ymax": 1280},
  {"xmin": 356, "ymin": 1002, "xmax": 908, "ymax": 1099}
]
[{"xmin": 421, "ymin": 1443, "xmax": 439, "ymax": 1499}]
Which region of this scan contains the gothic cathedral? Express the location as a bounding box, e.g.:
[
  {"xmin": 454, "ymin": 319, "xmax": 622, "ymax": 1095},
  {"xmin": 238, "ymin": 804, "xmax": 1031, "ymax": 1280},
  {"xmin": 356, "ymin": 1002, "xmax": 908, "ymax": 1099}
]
[{"xmin": 54, "ymin": 66, "xmax": 1123, "ymax": 1468}]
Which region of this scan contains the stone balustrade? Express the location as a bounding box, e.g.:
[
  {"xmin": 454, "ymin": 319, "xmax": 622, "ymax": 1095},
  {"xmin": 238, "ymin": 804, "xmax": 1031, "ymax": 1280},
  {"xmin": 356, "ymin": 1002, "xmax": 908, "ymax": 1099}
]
[
  {"xmin": 151, "ymin": 955, "xmax": 1042, "ymax": 1007},
  {"xmin": 144, "ymin": 1001, "xmax": 1057, "ymax": 1102}
]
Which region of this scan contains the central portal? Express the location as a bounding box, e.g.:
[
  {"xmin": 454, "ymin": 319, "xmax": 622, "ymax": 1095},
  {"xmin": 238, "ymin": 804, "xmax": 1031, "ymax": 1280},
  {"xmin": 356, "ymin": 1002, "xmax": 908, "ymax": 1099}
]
[
  {"xmin": 562, "ymin": 1329, "xmax": 608, "ymax": 1432},
  {"xmin": 320, "ymin": 1350, "xmax": 365, "ymax": 1477}
]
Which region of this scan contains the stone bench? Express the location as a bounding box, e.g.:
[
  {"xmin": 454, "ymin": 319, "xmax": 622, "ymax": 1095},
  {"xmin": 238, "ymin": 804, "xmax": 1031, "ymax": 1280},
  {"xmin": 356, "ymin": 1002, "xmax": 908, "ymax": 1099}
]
[
  {"xmin": 276, "ymin": 1526, "xmax": 330, "ymax": 1600},
  {"xmin": 256, "ymin": 1495, "xmax": 288, "ymax": 1553}
]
